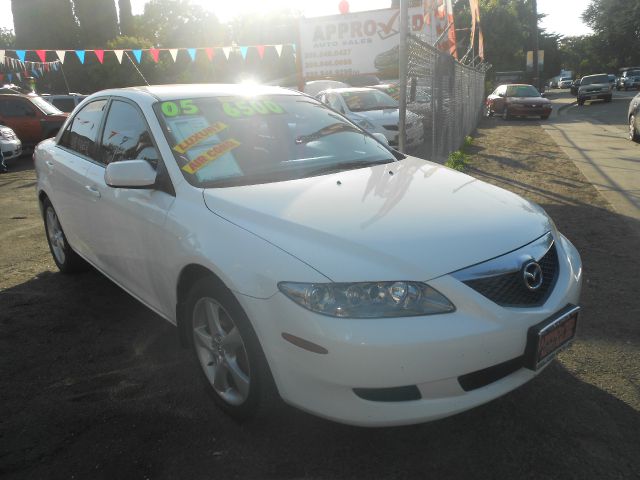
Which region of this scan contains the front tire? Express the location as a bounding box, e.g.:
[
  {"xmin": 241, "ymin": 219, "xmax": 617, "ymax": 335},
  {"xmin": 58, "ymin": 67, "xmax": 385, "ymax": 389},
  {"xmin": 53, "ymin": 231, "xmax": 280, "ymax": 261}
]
[
  {"xmin": 42, "ymin": 198, "xmax": 87, "ymax": 273},
  {"xmin": 630, "ymin": 114, "xmax": 639, "ymax": 142},
  {"xmin": 186, "ymin": 277, "xmax": 274, "ymax": 421}
]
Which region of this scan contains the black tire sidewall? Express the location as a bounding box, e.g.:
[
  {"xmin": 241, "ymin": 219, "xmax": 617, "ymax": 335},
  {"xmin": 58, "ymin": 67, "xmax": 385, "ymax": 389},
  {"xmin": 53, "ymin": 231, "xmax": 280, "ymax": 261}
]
[
  {"xmin": 185, "ymin": 277, "xmax": 268, "ymax": 420},
  {"xmin": 42, "ymin": 198, "xmax": 85, "ymax": 273}
]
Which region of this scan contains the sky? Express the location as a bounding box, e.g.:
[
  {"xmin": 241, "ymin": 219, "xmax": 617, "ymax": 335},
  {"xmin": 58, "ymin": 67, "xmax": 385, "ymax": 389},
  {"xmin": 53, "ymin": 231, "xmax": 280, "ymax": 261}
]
[{"xmin": 0, "ymin": 0, "xmax": 593, "ymax": 38}]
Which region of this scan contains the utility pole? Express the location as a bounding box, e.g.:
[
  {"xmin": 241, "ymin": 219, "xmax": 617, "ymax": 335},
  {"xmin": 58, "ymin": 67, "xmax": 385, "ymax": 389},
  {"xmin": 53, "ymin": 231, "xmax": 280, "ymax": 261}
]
[
  {"xmin": 532, "ymin": 0, "xmax": 539, "ymax": 90},
  {"xmin": 398, "ymin": 0, "xmax": 408, "ymax": 152}
]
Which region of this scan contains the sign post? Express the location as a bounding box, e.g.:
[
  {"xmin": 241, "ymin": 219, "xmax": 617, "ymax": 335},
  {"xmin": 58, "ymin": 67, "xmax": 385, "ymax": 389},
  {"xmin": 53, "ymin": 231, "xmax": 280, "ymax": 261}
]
[{"xmin": 399, "ymin": 0, "xmax": 408, "ymax": 152}]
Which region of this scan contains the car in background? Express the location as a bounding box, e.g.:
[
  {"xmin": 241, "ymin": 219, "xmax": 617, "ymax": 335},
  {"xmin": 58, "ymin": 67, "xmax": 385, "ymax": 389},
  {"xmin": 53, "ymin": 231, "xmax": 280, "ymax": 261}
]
[
  {"xmin": 577, "ymin": 74, "xmax": 612, "ymax": 105},
  {"xmin": 558, "ymin": 78, "xmax": 573, "ymax": 89},
  {"xmin": 42, "ymin": 93, "xmax": 87, "ymax": 113},
  {"xmin": 486, "ymin": 84, "xmax": 552, "ymax": 120},
  {"xmin": 0, "ymin": 94, "xmax": 69, "ymax": 147},
  {"xmin": 0, "ymin": 124, "xmax": 22, "ymax": 161},
  {"xmin": 34, "ymin": 84, "xmax": 582, "ymax": 426},
  {"xmin": 303, "ymin": 80, "xmax": 350, "ymax": 97},
  {"xmin": 617, "ymin": 69, "xmax": 640, "ymax": 91},
  {"xmin": 629, "ymin": 92, "xmax": 640, "ymax": 142},
  {"xmin": 570, "ymin": 78, "xmax": 581, "ymax": 96},
  {"xmin": 317, "ymin": 87, "xmax": 423, "ymax": 148}
]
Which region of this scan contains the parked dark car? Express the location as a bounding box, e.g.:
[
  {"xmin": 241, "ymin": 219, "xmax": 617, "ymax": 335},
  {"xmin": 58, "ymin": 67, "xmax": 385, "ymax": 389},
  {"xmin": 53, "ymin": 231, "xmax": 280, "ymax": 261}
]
[
  {"xmin": 629, "ymin": 92, "xmax": 640, "ymax": 142},
  {"xmin": 486, "ymin": 84, "xmax": 552, "ymax": 120},
  {"xmin": 0, "ymin": 94, "xmax": 69, "ymax": 147}
]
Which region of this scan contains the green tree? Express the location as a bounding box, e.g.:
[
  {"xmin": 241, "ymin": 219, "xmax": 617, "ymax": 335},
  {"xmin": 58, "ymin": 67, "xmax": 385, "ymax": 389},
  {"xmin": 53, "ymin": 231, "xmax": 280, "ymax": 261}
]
[
  {"xmin": 11, "ymin": 0, "xmax": 79, "ymax": 48},
  {"xmin": 119, "ymin": 0, "xmax": 135, "ymax": 36},
  {"xmin": 0, "ymin": 28, "xmax": 15, "ymax": 49},
  {"xmin": 137, "ymin": 0, "xmax": 225, "ymax": 47},
  {"xmin": 582, "ymin": 0, "xmax": 640, "ymax": 67},
  {"xmin": 73, "ymin": 0, "xmax": 119, "ymax": 47}
]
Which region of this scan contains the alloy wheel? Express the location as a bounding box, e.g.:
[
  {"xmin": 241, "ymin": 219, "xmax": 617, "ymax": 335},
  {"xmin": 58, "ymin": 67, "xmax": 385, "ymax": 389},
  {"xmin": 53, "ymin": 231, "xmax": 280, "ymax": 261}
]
[
  {"xmin": 192, "ymin": 297, "xmax": 250, "ymax": 406},
  {"xmin": 46, "ymin": 207, "xmax": 66, "ymax": 265}
]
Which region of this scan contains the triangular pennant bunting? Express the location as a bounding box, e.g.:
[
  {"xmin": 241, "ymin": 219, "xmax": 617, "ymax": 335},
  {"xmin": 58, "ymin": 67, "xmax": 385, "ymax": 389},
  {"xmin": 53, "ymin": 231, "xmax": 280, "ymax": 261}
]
[
  {"xmin": 169, "ymin": 49, "xmax": 178, "ymax": 62},
  {"xmin": 132, "ymin": 49, "xmax": 142, "ymax": 63},
  {"xmin": 240, "ymin": 46, "xmax": 248, "ymax": 59},
  {"xmin": 94, "ymin": 50, "xmax": 104, "ymax": 63},
  {"xmin": 205, "ymin": 47, "xmax": 214, "ymax": 61},
  {"xmin": 222, "ymin": 47, "xmax": 231, "ymax": 59},
  {"xmin": 35, "ymin": 50, "xmax": 46, "ymax": 62},
  {"xmin": 114, "ymin": 50, "xmax": 124, "ymax": 63},
  {"xmin": 0, "ymin": 50, "xmax": 5, "ymax": 64},
  {"xmin": 56, "ymin": 50, "xmax": 66, "ymax": 63},
  {"xmin": 256, "ymin": 45, "xmax": 265, "ymax": 59},
  {"xmin": 149, "ymin": 48, "xmax": 160, "ymax": 63},
  {"xmin": 75, "ymin": 50, "xmax": 85, "ymax": 64},
  {"xmin": 16, "ymin": 50, "xmax": 26, "ymax": 62},
  {"xmin": 274, "ymin": 45, "xmax": 283, "ymax": 57},
  {"xmin": 187, "ymin": 48, "xmax": 197, "ymax": 61}
]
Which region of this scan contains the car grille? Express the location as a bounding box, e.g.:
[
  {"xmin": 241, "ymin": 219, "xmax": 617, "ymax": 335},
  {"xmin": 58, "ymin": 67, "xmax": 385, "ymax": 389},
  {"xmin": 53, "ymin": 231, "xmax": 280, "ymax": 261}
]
[{"xmin": 463, "ymin": 243, "xmax": 559, "ymax": 307}]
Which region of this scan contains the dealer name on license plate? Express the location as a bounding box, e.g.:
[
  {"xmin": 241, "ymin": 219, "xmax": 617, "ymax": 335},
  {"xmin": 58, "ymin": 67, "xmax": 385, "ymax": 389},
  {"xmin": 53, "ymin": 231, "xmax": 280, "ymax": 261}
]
[{"xmin": 524, "ymin": 305, "xmax": 579, "ymax": 370}]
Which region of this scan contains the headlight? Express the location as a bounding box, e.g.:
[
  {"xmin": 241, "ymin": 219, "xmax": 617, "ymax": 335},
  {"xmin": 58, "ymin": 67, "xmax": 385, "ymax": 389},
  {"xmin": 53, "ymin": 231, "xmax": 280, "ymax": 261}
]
[
  {"xmin": 0, "ymin": 128, "xmax": 14, "ymax": 139},
  {"xmin": 355, "ymin": 118, "xmax": 376, "ymax": 131},
  {"xmin": 278, "ymin": 281, "xmax": 455, "ymax": 318}
]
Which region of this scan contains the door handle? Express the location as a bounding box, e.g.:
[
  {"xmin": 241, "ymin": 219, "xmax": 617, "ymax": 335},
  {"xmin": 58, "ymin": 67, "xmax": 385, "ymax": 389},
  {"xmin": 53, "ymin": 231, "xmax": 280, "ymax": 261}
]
[{"xmin": 85, "ymin": 185, "xmax": 101, "ymax": 199}]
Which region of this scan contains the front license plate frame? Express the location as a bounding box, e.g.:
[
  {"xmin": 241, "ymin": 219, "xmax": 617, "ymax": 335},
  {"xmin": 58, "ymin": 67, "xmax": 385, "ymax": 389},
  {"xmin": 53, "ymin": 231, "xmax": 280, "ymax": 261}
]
[{"xmin": 524, "ymin": 305, "xmax": 579, "ymax": 370}]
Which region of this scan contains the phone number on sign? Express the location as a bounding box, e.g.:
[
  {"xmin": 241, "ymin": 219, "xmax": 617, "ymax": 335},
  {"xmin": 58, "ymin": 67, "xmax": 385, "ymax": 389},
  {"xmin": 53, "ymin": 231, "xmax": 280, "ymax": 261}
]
[
  {"xmin": 304, "ymin": 59, "xmax": 353, "ymax": 68},
  {"xmin": 305, "ymin": 69, "xmax": 359, "ymax": 77}
]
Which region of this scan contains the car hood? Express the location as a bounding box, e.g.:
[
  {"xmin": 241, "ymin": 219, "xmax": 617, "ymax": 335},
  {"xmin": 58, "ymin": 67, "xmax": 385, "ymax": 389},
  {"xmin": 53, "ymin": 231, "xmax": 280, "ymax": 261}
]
[
  {"xmin": 507, "ymin": 96, "xmax": 550, "ymax": 105},
  {"xmin": 350, "ymin": 109, "xmax": 420, "ymax": 126},
  {"xmin": 202, "ymin": 157, "xmax": 552, "ymax": 282}
]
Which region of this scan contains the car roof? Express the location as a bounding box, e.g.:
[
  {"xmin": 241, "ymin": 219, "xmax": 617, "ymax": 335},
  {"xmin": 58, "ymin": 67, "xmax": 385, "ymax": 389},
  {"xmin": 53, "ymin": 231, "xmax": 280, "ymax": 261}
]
[
  {"xmin": 92, "ymin": 84, "xmax": 297, "ymax": 102},
  {"xmin": 318, "ymin": 87, "xmax": 377, "ymax": 94}
]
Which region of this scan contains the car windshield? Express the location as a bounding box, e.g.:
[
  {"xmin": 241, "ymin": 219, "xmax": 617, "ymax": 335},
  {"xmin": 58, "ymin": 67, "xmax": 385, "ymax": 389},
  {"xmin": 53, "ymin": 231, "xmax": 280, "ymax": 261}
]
[
  {"xmin": 625, "ymin": 70, "xmax": 640, "ymax": 77},
  {"xmin": 505, "ymin": 85, "xmax": 540, "ymax": 97},
  {"xmin": 154, "ymin": 94, "xmax": 397, "ymax": 188},
  {"xmin": 339, "ymin": 90, "xmax": 399, "ymax": 111},
  {"xmin": 31, "ymin": 96, "xmax": 63, "ymax": 115},
  {"xmin": 581, "ymin": 75, "xmax": 608, "ymax": 85}
]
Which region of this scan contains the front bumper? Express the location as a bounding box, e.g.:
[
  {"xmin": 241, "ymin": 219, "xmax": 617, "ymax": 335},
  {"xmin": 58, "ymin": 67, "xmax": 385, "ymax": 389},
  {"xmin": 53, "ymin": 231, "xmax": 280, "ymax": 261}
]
[
  {"xmin": 0, "ymin": 141, "xmax": 22, "ymax": 160},
  {"xmin": 578, "ymin": 91, "xmax": 610, "ymax": 100},
  {"xmin": 238, "ymin": 234, "xmax": 582, "ymax": 426},
  {"xmin": 508, "ymin": 104, "xmax": 552, "ymax": 116}
]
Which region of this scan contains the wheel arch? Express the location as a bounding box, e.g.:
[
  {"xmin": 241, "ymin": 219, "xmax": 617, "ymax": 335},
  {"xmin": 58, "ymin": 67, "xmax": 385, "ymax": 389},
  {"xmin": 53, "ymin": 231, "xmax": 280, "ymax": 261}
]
[{"xmin": 175, "ymin": 263, "xmax": 229, "ymax": 347}]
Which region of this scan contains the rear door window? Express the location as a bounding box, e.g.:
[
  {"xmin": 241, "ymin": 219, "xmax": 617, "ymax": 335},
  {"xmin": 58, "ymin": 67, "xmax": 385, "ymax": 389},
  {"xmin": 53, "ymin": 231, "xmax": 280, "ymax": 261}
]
[
  {"xmin": 59, "ymin": 99, "xmax": 108, "ymax": 159},
  {"xmin": 0, "ymin": 98, "xmax": 36, "ymax": 117}
]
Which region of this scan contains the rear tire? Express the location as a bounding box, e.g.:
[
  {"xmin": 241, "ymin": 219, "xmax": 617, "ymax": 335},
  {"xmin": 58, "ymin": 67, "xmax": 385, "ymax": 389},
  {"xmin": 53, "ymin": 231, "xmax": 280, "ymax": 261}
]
[
  {"xmin": 185, "ymin": 277, "xmax": 277, "ymax": 421},
  {"xmin": 42, "ymin": 197, "xmax": 88, "ymax": 273},
  {"xmin": 577, "ymin": 98, "xmax": 585, "ymax": 106}
]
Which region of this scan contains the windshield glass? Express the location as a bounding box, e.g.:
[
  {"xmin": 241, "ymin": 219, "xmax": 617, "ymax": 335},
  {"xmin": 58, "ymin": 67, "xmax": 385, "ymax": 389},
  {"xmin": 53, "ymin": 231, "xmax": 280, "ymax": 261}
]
[
  {"xmin": 31, "ymin": 96, "xmax": 63, "ymax": 115},
  {"xmin": 582, "ymin": 75, "xmax": 608, "ymax": 85},
  {"xmin": 505, "ymin": 85, "xmax": 540, "ymax": 97},
  {"xmin": 340, "ymin": 90, "xmax": 398, "ymax": 111},
  {"xmin": 625, "ymin": 70, "xmax": 640, "ymax": 77},
  {"xmin": 154, "ymin": 94, "xmax": 396, "ymax": 188}
]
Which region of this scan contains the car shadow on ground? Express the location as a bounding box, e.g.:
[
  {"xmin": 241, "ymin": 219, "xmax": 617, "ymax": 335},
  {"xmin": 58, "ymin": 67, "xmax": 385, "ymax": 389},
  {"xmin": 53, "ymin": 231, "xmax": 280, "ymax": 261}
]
[{"xmin": 0, "ymin": 242, "xmax": 638, "ymax": 479}]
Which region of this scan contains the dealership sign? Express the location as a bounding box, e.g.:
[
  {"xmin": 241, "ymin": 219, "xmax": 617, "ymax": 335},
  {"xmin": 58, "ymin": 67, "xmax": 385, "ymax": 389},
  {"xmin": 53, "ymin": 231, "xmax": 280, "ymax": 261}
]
[{"xmin": 299, "ymin": 2, "xmax": 453, "ymax": 79}]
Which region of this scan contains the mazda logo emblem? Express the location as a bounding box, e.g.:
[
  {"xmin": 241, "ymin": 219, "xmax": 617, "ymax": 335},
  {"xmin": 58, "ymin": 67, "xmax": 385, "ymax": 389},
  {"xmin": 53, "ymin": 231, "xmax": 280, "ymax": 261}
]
[{"xmin": 522, "ymin": 261, "xmax": 544, "ymax": 291}]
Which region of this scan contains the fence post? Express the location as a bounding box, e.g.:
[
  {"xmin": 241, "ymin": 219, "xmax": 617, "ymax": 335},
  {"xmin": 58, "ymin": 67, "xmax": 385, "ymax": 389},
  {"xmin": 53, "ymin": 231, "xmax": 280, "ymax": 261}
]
[{"xmin": 398, "ymin": 0, "xmax": 409, "ymax": 153}]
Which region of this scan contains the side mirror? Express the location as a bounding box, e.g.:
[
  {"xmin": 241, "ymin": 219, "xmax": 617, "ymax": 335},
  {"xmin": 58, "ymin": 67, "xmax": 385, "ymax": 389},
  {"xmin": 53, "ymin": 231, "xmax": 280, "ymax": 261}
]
[
  {"xmin": 372, "ymin": 132, "xmax": 389, "ymax": 145},
  {"xmin": 498, "ymin": 93, "xmax": 505, "ymax": 98},
  {"xmin": 105, "ymin": 159, "xmax": 157, "ymax": 188},
  {"xmin": 541, "ymin": 92, "xmax": 548, "ymax": 98}
]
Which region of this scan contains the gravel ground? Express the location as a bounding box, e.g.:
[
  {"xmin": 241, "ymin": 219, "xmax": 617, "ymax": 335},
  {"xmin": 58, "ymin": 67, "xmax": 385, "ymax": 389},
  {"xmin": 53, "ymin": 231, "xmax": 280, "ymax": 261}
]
[{"xmin": 0, "ymin": 119, "xmax": 638, "ymax": 479}]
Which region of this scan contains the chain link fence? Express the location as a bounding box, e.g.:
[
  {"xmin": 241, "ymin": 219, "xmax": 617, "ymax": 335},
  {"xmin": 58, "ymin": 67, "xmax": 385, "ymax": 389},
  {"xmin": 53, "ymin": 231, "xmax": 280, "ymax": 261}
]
[{"xmin": 405, "ymin": 34, "xmax": 487, "ymax": 161}]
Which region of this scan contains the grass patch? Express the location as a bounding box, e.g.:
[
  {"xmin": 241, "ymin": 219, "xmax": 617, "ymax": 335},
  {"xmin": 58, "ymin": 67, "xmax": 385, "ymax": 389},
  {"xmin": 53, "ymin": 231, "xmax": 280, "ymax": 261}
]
[{"xmin": 444, "ymin": 136, "xmax": 474, "ymax": 171}]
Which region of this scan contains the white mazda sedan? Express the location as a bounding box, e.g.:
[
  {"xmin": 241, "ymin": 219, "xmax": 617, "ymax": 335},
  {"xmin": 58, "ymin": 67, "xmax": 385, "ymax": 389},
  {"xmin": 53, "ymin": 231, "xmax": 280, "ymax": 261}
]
[{"xmin": 34, "ymin": 85, "xmax": 582, "ymax": 427}]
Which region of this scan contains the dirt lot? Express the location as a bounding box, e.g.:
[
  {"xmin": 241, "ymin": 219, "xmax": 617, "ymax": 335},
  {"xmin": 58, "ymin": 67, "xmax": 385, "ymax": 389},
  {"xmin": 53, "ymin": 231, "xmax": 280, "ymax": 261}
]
[{"xmin": 1, "ymin": 119, "xmax": 639, "ymax": 479}]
